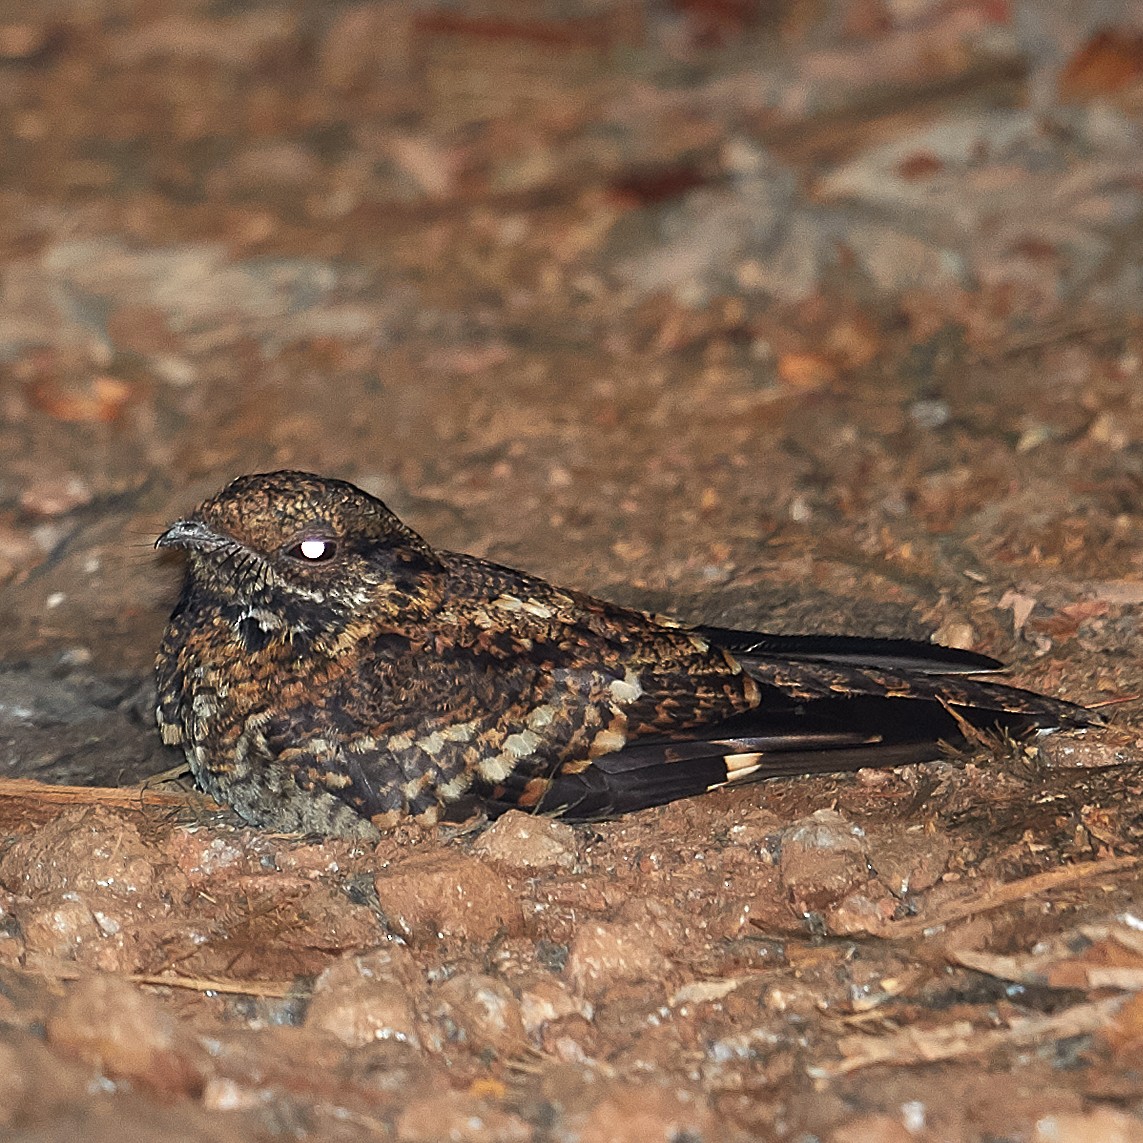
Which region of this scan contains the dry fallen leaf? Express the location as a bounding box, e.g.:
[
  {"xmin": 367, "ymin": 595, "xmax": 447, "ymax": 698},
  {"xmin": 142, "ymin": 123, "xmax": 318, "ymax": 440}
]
[{"xmin": 26, "ymin": 375, "xmax": 133, "ymax": 423}]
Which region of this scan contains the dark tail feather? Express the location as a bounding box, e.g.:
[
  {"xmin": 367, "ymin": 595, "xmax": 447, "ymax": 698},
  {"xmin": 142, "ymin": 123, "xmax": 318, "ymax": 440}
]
[
  {"xmin": 542, "ymin": 740, "xmax": 956, "ymax": 819},
  {"xmin": 514, "ymin": 692, "xmax": 1093, "ymax": 821},
  {"xmin": 744, "ymin": 656, "xmax": 1100, "ymax": 727},
  {"xmin": 695, "ymin": 627, "xmax": 1003, "ymax": 675}
]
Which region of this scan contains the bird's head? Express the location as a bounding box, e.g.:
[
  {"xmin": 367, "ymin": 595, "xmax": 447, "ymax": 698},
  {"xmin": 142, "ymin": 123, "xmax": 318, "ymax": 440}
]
[{"xmin": 157, "ymin": 471, "xmax": 443, "ymax": 632}]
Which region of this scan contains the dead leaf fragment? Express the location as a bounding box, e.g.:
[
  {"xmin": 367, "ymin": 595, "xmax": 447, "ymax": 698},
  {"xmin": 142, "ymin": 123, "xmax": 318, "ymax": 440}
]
[
  {"xmin": 818, "ymin": 997, "xmax": 1125, "ymax": 1077},
  {"xmin": 777, "ymin": 351, "xmax": 837, "ymax": 390},
  {"xmin": 1060, "ymin": 30, "xmax": 1143, "ymax": 103},
  {"xmin": 26, "ymin": 375, "xmax": 133, "ymax": 423},
  {"xmin": 997, "ymin": 588, "xmax": 1037, "ymax": 634}
]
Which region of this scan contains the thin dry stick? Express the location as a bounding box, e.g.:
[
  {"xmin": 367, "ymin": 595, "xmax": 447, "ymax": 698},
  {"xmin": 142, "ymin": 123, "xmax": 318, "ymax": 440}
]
[
  {"xmin": 26, "ymin": 961, "xmax": 295, "ymax": 998},
  {"xmin": 129, "ymin": 971, "xmax": 295, "ymax": 997},
  {"xmin": 0, "ymin": 776, "xmax": 223, "ymax": 813},
  {"xmin": 869, "ymin": 854, "xmax": 1142, "ymax": 939},
  {"xmin": 814, "ymin": 995, "xmax": 1126, "ymax": 1078},
  {"xmin": 977, "ymin": 317, "xmax": 1126, "ymax": 363}
]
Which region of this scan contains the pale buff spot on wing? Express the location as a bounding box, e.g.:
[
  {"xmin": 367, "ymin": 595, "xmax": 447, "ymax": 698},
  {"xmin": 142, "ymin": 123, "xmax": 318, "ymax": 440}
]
[
  {"xmin": 588, "ymin": 726, "xmax": 627, "ymax": 757},
  {"xmin": 478, "ymin": 729, "xmax": 542, "ymax": 782},
  {"xmin": 387, "ymin": 731, "xmax": 414, "ymax": 752},
  {"xmin": 503, "ymin": 730, "xmax": 541, "ymax": 758},
  {"xmin": 526, "ymin": 704, "xmax": 556, "ymax": 731},
  {"xmin": 442, "ymin": 721, "xmax": 476, "ymax": 742},
  {"xmin": 160, "ymin": 722, "xmax": 184, "ymax": 745},
  {"xmin": 559, "ymin": 756, "xmax": 593, "ymax": 775},
  {"xmin": 322, "ymin": 771, "xmax": 353, "ymax": 790},
  {"xmin": 609, "ymin": 669, "xmax": 643, "ymax": 704},
  {"xmin": 348, "ymin": 734, "xmax": 378, "ymax": 754},
  {"xmin": 478, "ymin": 754, "xmax": 515, "ymax": 782},
  {"xmin": 491, "ymin": 594, "xmax": 553, "ymax": 619},
  {"xmin": 417, "ymin": 730, "xmax": 447, "ymax": 756},
  {"xmin": 438, "ymin": 772, "xmax": 473, "ymax": 801}
]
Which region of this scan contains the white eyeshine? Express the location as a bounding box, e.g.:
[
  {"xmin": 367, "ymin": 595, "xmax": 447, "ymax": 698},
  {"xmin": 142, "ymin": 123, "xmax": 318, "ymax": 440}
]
[{"xmin": 299, "ymin": 539, "xmax": 329, "ymax": 560}]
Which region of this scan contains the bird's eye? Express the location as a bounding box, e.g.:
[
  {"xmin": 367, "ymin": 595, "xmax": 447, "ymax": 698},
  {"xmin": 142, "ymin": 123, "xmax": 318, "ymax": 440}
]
[{"xmin": 286, "ymin": 538, "xmax": 337, "ymax": 563}]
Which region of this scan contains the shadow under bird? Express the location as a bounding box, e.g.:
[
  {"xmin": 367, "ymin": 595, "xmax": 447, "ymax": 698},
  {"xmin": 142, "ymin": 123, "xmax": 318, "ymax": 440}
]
[{"xmin": 155, "ymin": 471, "xmax": 1097, "ymax": 840}]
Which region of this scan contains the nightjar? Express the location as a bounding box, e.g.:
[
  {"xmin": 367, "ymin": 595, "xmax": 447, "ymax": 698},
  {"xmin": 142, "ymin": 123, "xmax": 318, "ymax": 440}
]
[{"xmin": 155, "ymin": 471, "xmax": 1096, "ymax": 840}]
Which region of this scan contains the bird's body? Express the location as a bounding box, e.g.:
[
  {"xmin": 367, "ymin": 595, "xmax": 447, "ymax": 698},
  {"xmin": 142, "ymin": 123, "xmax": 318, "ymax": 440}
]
[{"xmin": 155, "ymin": 471, "xmax": 1096, "ymax": 840}]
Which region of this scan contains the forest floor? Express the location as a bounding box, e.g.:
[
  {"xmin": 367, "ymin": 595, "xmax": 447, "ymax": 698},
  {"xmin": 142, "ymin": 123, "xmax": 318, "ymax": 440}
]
[{"xmin": 1, "ymin": 2, "xmax": 1143, "ymax": 1140}]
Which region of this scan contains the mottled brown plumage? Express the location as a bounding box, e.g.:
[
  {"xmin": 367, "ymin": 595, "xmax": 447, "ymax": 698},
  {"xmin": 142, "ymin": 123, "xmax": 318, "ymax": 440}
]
[{"xmin": 155, "ymin": 471, "xmax": 1097, "ymax": 839}]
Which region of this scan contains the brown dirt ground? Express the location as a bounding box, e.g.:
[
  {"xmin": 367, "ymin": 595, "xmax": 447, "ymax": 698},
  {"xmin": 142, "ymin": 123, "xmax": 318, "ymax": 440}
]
[{"xmin": 1, "ymin": 2, "xmax": 1143, "ymax": 1141}]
